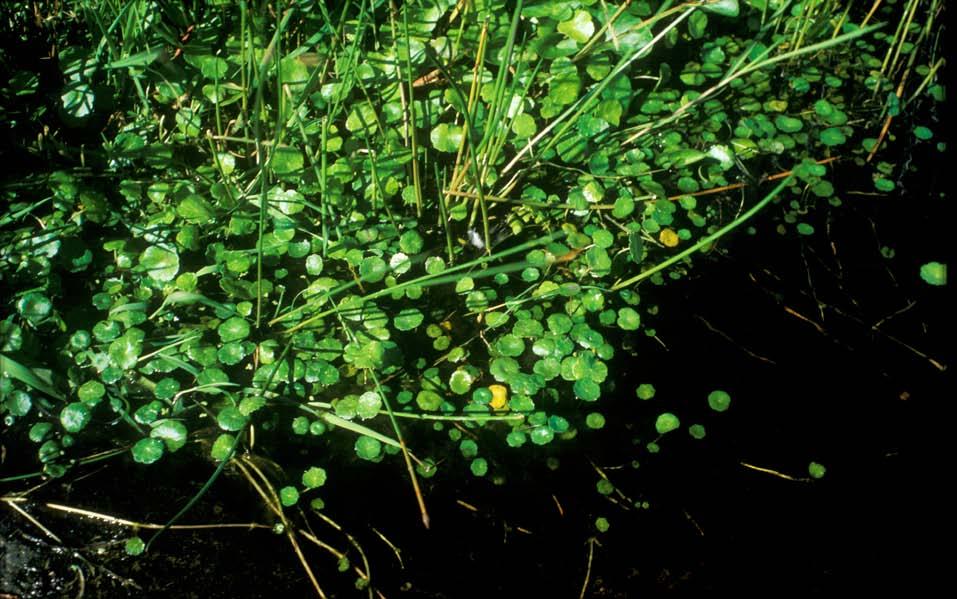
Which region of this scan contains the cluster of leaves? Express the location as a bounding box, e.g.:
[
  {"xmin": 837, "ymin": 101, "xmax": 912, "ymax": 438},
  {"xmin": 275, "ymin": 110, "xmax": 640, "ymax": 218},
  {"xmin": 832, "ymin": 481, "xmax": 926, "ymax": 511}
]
[{"xmin": 0, "ymin": 0, "xmax": 944, "ymax": 503}]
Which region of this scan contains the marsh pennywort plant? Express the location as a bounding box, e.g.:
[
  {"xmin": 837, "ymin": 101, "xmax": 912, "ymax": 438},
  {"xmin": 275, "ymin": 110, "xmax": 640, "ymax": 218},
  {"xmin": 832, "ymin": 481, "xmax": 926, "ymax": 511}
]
[{"xmin": 0, "ymin": 0, "xmax": 945, "ymax": 593}]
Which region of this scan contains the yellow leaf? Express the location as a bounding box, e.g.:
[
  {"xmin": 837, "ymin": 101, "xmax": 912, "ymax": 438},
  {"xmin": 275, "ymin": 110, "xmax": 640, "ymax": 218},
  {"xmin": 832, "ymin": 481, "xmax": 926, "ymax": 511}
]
[
  {"xmin": 659, "ymin": 228, "xmax": 679, "ymax": 248},
  {"xmin": 489, "ymin": 384, "xmax": 508, "ymax": 410}
]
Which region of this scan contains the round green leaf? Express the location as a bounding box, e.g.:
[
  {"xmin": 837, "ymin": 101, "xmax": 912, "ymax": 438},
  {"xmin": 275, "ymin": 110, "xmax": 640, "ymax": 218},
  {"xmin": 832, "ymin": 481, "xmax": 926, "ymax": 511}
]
[
  {"xmin": 17, "ymin": 292, "xmax": 52, "ymax": 324},
  {"xmin": 416, "ymin": 389, "xmax": 443, "ymax": 411},
  {"xmin": 217, "ymin": 406, "xmax": 247, "ymax": 431},
  {"xmin": 154, "ymin": 377, "xmax": 181, "ymax": 400},
  {"xmin": 655, "ymin": 412, "xmax": 680, "ymax": 434},
  {"xmin": 272, "ymin": 146, "xmax": 304, "ymax": 175},
  {"xmin": 356, "ymin": 391, "xmax": 382, "ymax": 419},
  {"xmin": 616, "ymin": 307, "xmax": 641, "ymax": 330},
  {"xmin": 218, "ymin": 317, "xmax": 251, "ymax": 342},
  {"xmin": 511, "ymin": 113, "xmax": 537, "ymax": 138},
  {"xmin": 354, "ymin": 435, "xmax": 382, "ymax": 460},
  {"xmin": 574, "ymin": 378, "xmax": 601, "ymax": 402},
  {"xmin": 394, "ymin": 307, "xmax": 424, "ymax": 331},
  {"xmin": 595, "ymin": 517, "xmax": 610, "ymax": 533},
  {"xmin": 139, "ymin": 245, "xmax": 180, "ymax": 282},
  {"xmin": 688, "ymin": 424, "xmax": 707, "ymax": 439},
  {"xmin": 530, "ymin": 426, "xmax": 555, "ymax": 445},
  {"xmin": 707, "ymin": 390, "xmax": 732, "ymax": 412},
  {"xmin": 5, "ymin": 390, "xmax": 32, "ymax": 417},
  {"xmin": 150, "ymin": 419, "xmax": 188, "ymax": 452},
  {"xmin": 470, "ymin": 457, "xmax": 488, "ymax": 476},
  {"xmin": 125, "ymin": 537, "xmax": 146, "ymax": 556},
  {"xmin": 279, "ymin": 486, "xmax": 300, "ymax": 506},
  {"xmin": 177, "ymin": 195, "xmax": 214, "ymax": 223},
  {"xmin": 819, "ymin": 127, "xmax": 846, "ymax": 146},
  {"xmin": 449, "ymin": 369, "xmax": 474, "ymax": 395},
  {"xmin": 431, "ymin": 123, "xmax": 464, "ymax": 153},
  {"xmin": 557, "ymin": 10, "xmax": 594, "ymax": 43},
  {"xmin": 808, "ymin": 461, "xmax": 827, "ymax": 479},
  {"xmin": 210, "ymin": 434, "xmax": 235, "ymax": 461},
  {"xmin": 131, "ymin": 437, "xmax": 165, "ymax": 464},
  {"xmin": 460, "ymin": 439, "xmax": 479, "ymax": 458},
  {"xmin": 919, "ymin": 261, "xmax": 946, "ymax": 286},
  {"xmin": 585, "ymin": 412, "xmax": 606, "ymax": 429},
  {"xmin": 496, "ymin": 334, "xmax": 525, "ymax": 357},
  {"xmin": 302, "ymin": 466, "xmax": 328, "ymax": 489},
  {"xmin": 359, "ymin": 256, "xmax": 388, "ymax": 282},
  {"xmin": 60, "ymin": 402, "xmax": 91, "ymax": 433},
  {"xmin": 76, "ymin": 381, "xmax": 104, "ymax": 408}
]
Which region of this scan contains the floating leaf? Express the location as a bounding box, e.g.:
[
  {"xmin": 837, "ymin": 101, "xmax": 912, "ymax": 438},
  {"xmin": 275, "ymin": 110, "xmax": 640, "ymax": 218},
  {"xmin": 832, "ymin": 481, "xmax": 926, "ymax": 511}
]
[
  {"xmin": 61, "ymin": 80, "xmax": 95, "ymax": 119},
  {"xmin": 595, "ymin": 517, "xmax": 610, "ymax": 533},
  {"xmin": 150, "ymin": 419, "xmax": 188, "ymax": 452},
  {"xmin": 511, "ymin": 113, "xmax": 537, "ymax": 138},
  {"xmin": 271, "ymin": 146, "xmax": 304, "ymax": 175},
  {"xmin": 919, "ymin": 262, "xmax": 946, "ymax": 286},
  {"xmin": 654, "ymin": 412, "xmax": 680, "ymax": 434},
  {"xmin": 78, "ymin": 380, "xmax": 105, "ymax": 405},
  {"xmin": 489, "ymin": 384, "xmax": 508, "ymax": 410},
  {"xmin": 701, "ymin": 0, "xmax": 739, "ymax": 17},
  {"xmin": 210, "ymin": 434, "xmax": 235, "ymax": 461},
  {"xmin": 125, "ymin": 537, "xmax": 146, "ymax": 556},
  {"xmin": 557, "ymin": 10, "xmax": 594, "ymax": 43},
  {"xmin": 218, "ymin": 317, "xmax": 251, "ymax": 342},
  {"xmin": 616, "ymin": 308, "xmax": 641, "ymax": 331},
  {"xmin": 354, "ymin": 435, "xmax": 382, "ymax": 460},
  {"xmin": 177, "ymin": 195, "xmax": 213, "ymax": 223},
  {"xmin": 302, "ymin": 466, "xmax": 327, "ymax": 489},
  {"xmin": 586, "ymin": 412, "xmax": 606, "ymax": 429},
  {"xmin": 636, "ymin": 384, "xmax": 656, "ymax": 400},
  {"xmin": 139, "ymin": 245, "xmax": 180, "ymax": 282},
  {"xmin": 808, "ymin": 462, "xmax": 827, "ymax": 479},
  {"xmin": 470, "ymin": 457, "xmax": 488, "ymax": 476},
  {"xmin": 430, "ymin": 123, "xmax": 464, "ymax": 153},
  {"xmin": 131, "ymin": 437, "xmax": 165, "ymax": 464},
  {"xmin": 217, "ymin": 406, "xmax": 247, "ymax": 431},
  {"xmin": 356, "ymin": 391, "xmax": 382, "ymax": 419},
  {"xmin": 707, "ymin": 390, "xmax": 732, "ymax": 412},
  {"xmin": 17, "ymin": 292, "xmax": 52, "ymax": 325},
  {"xmin": 280, "ymin": 486, "xmax": 299, "ymax": 506}
]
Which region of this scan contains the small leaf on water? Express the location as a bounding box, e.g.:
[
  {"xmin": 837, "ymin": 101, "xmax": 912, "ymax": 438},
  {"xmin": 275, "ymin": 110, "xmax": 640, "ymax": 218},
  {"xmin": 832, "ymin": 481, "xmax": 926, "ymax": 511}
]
[
  {"xmin": 210, "ymin": 434, "xmax": 235, "ymax": 461},
  {"xmin": 586, "ymin": 412, "xmax": 606, "ymax": 429},
  {"xmin": 595, "ymin": 517, "xmax": 610, "ymax": 533},
  {"xmin": 280, "ymin": 486, "xmax": 299, "ymax": 506},
  {"xmin": 701, "ymin": 0, "xmax": 739, "ymax": 17},
  {"xmin": 808, "ymin": 462, "xmax": 827, "ymax": 479},
  {"xmin": 131, "ymin": 437, "xmax": 165, "ymax": 464},
  {"xmin": 60, "ymin": 402, "xmax": 91, "ymax": 433},
  {"xmin": 636, "ymin": 384, "xmax": 656, "ymax": 400},
  {"xmin": 919, "ymin": 261, "xmax": 946, "ymax": 286},
  {"xmin": 150, "ymin": 419, "xmax": 188, "ymax": 452},
  {"xmin": 707, "ymin": 390, "xmax": 732, "ymax": 412},
  {"xmin": 125, "ymin": 537, "xmax": 146, "ymax": 556},
  {"xmin": 218, "ymin": 316, "xmax": 250, "ymax": 342},
  {"xmin": 557, "ymin": 10, "xmax": 594, "ymax": 43},
  {"xmin": 217, "ymin": 406, "xmax": 247, "ymax": 431},
  {"xmin": 470, "ymin": 457, "xmax": 488, "ymax": 476},
  {"xmin": 354, "ymin": 435, "xmax": 382, "ymax": 460},
  {"xmin": 17, "ymin": 292, "xmax": 52, "ymax": 325},
  {"xmin": 302, "ymin": 466, "xmax": 327, "ymax": 489},
  {"xmin": 655, "ymin": 412, "xmax": 680, "ymax": 434}
]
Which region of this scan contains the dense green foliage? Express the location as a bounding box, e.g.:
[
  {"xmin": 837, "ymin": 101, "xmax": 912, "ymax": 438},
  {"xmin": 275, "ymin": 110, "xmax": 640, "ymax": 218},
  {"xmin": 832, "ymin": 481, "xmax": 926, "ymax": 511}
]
[{"xmin": 0, "ymin": 0, "xmax": 945, "ymax": 568}]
